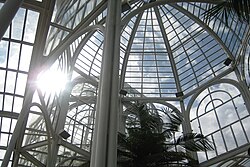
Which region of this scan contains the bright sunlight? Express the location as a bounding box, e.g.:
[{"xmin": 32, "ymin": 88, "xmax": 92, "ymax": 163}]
[{"xmin": 36, "ymin": 70, "xmax": 67, "ymax": 94}]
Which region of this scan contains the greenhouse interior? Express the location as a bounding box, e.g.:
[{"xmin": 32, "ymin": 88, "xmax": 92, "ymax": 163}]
[{"xmin": 0, "ymin": 0, "xmax": 250, "ymax": 166}]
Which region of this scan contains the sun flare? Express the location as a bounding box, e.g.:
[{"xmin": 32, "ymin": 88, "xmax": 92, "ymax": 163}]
[{"xmin": 36, "ymin": 70, "xmax": 67, "ymax": 93}]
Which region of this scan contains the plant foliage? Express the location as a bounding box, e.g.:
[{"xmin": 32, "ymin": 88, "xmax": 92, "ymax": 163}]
[{"xmin": 118, "ymin": 103, "xmax": 213, "ymax": 167}]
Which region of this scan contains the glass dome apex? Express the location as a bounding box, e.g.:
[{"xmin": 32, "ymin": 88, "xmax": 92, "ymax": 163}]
[
  {"xmin": 119, "ymin": 1, "xmax": 248, "ymax": 98},
  {"xmin": 45, "ymin": 1, "xmax": 248, "ymax": 98}
]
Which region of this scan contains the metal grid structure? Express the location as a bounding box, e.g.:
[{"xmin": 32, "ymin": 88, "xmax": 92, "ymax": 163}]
[{"xmin": 0, "ymin": 0, "xmax": 250, "ymax": 166}]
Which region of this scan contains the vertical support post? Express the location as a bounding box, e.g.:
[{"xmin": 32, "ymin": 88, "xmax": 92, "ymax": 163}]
[
  {"xmin": 181, "ymin": 100, "xmax": 199, "ymax": 165},
  {"xmin": 239, "ymin": 80, "xmax": 250, "ymax": 115},
  {"xmin": 0, "ymin": 0, "xmax": 23, "ymax": 41},
  {"xmin": 90, "ymin": 0, "xmax": 121, "ymax": 166},
  {"xmin": 49, "ymin": 87, "xmax": 72, "ymax": 167}
]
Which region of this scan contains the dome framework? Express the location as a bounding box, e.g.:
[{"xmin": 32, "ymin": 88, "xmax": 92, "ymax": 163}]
[{"xmin": 0, "ymin": 0, "xmax": 250, "ymax": 166}]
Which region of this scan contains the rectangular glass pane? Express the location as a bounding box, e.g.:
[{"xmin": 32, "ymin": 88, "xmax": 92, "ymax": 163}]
[
  {"xmin": 0, "ymin": 40, "xmax": 8, "ymax": 68},
  {"xmin": 3, "ymin": 95, "xmax": 13, "ymax": 112},
  {"xmin": 11, "ymin": 8, "xmax": 26, "ymax": 40},
  {"xmin": 0, "ymin": 133, "xmax": 9, "ymax": 146},
  {"xmin": 16, "ymin": 73, "xmax": 27, "ymax": 95},
  {"xmin": 19, "ymin": 44, "xmax": 33, "ymax": 71},
  {"xmin": 0, "ymin": 94, "xmax": 3, "ymax": 110},
  {"xmin": 0, "ymin": 70, "xmax": 6, "ymax": 92},
  {"xmin": 8, "ymin": 42, "xmax": 21, "ymax": 69},
  {"xmin": 1, "ymin": 117, "xmax": 11, "ymax": 132},
  {"xmin": 222, "ymin": 127, "xmax": 237, "ymax": 151},
  {"xmin": 23, "ymin": 10, "xmax": 39, "ymax": 43},
  {"xmin": 5, "ymin": 71, "xmax": 16, "ymax": 93},
  {"xmin": 13, "ymin": 97, "xmax": 23, "ymax": 113}
]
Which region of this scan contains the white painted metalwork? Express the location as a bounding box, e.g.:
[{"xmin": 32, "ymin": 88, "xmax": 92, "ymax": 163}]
[{"xmin": 0, "ymin": 0, "xmax": 250, "ymax": 167}]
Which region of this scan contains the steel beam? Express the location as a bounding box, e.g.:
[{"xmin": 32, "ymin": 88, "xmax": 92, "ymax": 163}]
[
  {"xmin": 90, "ymin": 0, "xmax": 121, "ymax": 166},
  {"xmin": 0, "ymin": 0, "xmax": 23, "ymax": 41}
]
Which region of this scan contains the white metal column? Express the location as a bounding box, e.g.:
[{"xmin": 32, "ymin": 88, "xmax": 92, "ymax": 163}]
[
  {"xmin": 90, "ymin": 0, "xmax": 121, "ymax": 166},
  {"xmin": 0, "ymin": 0, "xmax": 23, "ymax": 40},
  {"xmin": 50, "ymin": 87, "xmax": 72, "ymax": 167}
]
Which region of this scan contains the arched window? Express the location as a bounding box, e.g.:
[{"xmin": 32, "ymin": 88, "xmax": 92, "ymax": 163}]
[{"xmin": 190, "ymin": 83, "xmax": 250, "ymax": 163}]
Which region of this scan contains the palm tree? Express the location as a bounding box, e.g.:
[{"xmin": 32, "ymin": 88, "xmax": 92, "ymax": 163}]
[
  {"xmin": 117, "ymin": 103, "xmax": 213, "ymax": 167},
  {"xmin": 203, "ymin": 0, "xmax": 250, "ymax": 25}
]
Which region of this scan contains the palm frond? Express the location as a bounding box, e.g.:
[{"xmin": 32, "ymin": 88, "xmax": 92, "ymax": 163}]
[
  {"xmin": 162, "ymin": 108, "xmax": 183, "ymax": 125},
  {"xmin": 118, "ymin": 132, "xmax": 129, "ymax": 149},
  {"xmin": 175, "ymin": 133, "xmax": 214, "ymax": 151},
  {"xmin": 118, "ymin": 103, "xmax": 214, "ymax": 166},
  {"xmin": 145, "ymin": 151, "xmax": 190, "ymax": 164}
]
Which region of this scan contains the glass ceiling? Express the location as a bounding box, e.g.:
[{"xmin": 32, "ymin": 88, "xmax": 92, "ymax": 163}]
[{"xmin": 0, "ymin": 0, "xmax": 250, "ymax": 166}]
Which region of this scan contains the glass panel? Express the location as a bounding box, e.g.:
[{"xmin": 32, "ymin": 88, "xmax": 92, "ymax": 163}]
[
  {"xmin": 10, "ymin": 119, "xmax": 17, "ymax": 133},
  {"xmin": 213, "ymin": 131, "xmax": 226, "ymax": 155},
  {"xmin": 3, "ymin": 26, "xmax": 10, "ymax": 38},
  {"xmin": 5, "ymin": 71, "xmax": 16, "ymax": 93},
  {"xmin": 0, "ymin": 133, "xmax": 9, "ymax": 146},
  {"xmin": 85, "ymin": 1, "xmax": 94, "ymax": 17},
  {"xmin": 1, "ymin": 117, "xmax": 11, "ymax": 132},
  {"xmin": 13, "ymin": 97, "xmax": 23, "ymax": 113},
  {"xmin": 3, "ymin": 95, "xmax": 13, "ymax": 112},
  {"xmin": 242, "ymin": 116, "xmax": 250, "ymax": 140},
  {"xmin": 222, "ymin": 127, "xmax": 236, "ymax": 151},
  {"xmin": 11, "ymin": 8, "xmax": 26, "ymax": 40},
  {"xmin": 19, "ymin": 44, "xmax": 33, "ymax": 72},
  {"xmin": 0, "ymin": 40, "xmax": 8, "ymax": 68},
  {"xmin": 231, "ymin": 122, "xmax": 247, "ymax": 146},
  {"xmin": 217, "ymin": 104, "xmax": 238, "ymax": 128},
  {"xmin": 0, "ymin": 94, "xmax": 3, "ymax": 110},
  {"xmin": 23, "ymin": 10, "xmax": 39, "ymax": 43},
  {"xmin": 0, "ymin": 149, "xmax": 5, "ymax": 159},
  {"xmin": 16, "ymin": 73, "xmax": 27, "ymax": 96},
  {"xmin": 197, "ymin": 152, "xmax": 207, "ymax": 163},
  {"xmin": 236, "ymin": 99, "xmax": 249, "ymax": 118},
  {"xmin": 199, "ymin": 111, "xmax": 219, "ymax": 135},
  {"xmin": 0, "ymin": 70, "xmax": 5, "ymax": 92},
  {"xmin": 8, "ymin": 42, "xmax": 21, "ymax": 69}
]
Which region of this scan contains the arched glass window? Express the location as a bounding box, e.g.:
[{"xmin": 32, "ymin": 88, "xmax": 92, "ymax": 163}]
[{"xmin": 190, "ymin": 83, "xmax": 250, "ymax": 162}]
